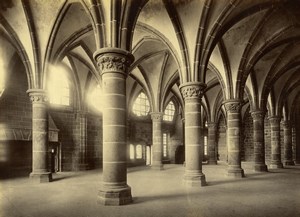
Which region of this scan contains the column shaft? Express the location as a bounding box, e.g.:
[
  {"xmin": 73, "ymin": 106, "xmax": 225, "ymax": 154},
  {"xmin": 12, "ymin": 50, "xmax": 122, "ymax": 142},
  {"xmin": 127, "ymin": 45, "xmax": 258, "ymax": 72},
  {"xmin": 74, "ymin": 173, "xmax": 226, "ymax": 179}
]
[
  {"xmin": 180, "ymin": 82, "xmax": 206, "ymax": 187},
  {"xmin": 282, "ymin": 121, "xmax": 294, "ymax": 166},
  {"xmin": 207, "ymin": 122, "xmax": 217, "ymax": 165},
  {"xmin": 251, "ymin": 111, "xmax": 268, "ymax": 172},
  {"xmin": 224, "ymin": 100, "xmax": 244, "ymax": 178},
  {"xmin": 292, "ymin": 127, "xmax": 300, "ymax": 164},
  {"xmin": 269, "ymin": 116, "xmax": 283, "ymax": 169},
  {"xmin": 27, "ymin": 89, "xmax": 52, "ymax": 182},
  {"xmin": 94, "ymin": 48, "xmax": 134, "ymax": 205},
  {"xmin": 151, "ymin": 113, "xmax": 164, "ymax": 170},
  {"xmin": 295, "ymin": 125, "xmax": 300, "ymax": 164}
]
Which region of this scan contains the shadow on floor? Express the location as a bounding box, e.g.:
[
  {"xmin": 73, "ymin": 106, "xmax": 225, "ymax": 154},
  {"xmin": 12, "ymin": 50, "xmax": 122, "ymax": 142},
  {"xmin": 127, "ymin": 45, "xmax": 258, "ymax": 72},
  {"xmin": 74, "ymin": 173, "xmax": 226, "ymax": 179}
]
[{"xmin": 0, "ymin": 168, "xmax": 31, "ymax": 180}]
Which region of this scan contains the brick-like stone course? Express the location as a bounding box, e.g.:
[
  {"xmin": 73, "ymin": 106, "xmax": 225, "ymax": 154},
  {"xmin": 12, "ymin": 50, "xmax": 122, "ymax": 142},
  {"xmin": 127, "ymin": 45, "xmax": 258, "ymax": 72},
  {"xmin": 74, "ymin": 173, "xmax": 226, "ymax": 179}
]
[
  {"xmin": 0, "ymin": 60, "xmax": 32, "ymax": 172},
  {"xmin": 242, "ymin": 110, "xmax": 254, "ymax": 162},
  {"xmin": 217, "ymin": 116, "xmax": 227, "ymax": 162}
]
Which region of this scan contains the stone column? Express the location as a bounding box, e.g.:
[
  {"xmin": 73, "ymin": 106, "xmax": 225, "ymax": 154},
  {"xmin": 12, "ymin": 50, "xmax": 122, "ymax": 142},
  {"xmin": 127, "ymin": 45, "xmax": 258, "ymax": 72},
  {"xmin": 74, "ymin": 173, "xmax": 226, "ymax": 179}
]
[
  {"xmin": 282, "ymin": 121, "xmax": 294, "ymax": 166},
  {"xmin": 94, "ymin": 48, "xmax": 134, "ymax": 205},
  {"xmin": 207, "ymin": 122, "xmax": 217, "ymax": 165},
  {"xmin": 295, "ymin": 125, "xmax": 300, "ymax": 164},
  {"xmin": 151, "ymin": 112, "xmax": 164, "ymax": 170},
  {"xmin": 223, "ymin": 99, "xmax": 244, "ymax": 178},
  {"xmin": 292, "ymin": 126, "xmax": 298, "ymax": 164},
  {"xmin": 251, "ymin": 110, "xmax": 268, "ymax": 172},
  {"xmin": 180, "ymin": 82, "xmax": 206, "ymax": 186},
  {"xmin": 27, "ymin": 89, "xmax": 52, "ymax": 182},
  {"xmin": 269, "ymin": 116, "xmax": 284, "ymax": 169}
]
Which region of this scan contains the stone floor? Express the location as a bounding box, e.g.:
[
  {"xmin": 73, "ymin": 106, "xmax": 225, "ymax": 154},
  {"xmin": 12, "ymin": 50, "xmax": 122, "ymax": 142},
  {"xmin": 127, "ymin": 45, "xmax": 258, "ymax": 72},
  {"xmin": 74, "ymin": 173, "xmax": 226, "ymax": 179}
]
[{"xmin": 1, "ymin": 162, "xmax": 300, "ymax": 217}]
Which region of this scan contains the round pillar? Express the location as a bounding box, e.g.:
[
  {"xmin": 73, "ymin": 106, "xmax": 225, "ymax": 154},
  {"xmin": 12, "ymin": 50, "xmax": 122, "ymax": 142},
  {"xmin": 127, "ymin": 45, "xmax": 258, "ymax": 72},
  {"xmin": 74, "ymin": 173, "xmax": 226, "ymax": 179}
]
[
  {"xmin": 94, "ymin": 48, "xmax": 134, "ymax": 205},
  {"xmin": 151, "ymin": 112, "xmax": 164, "ymax": 170},
  {"xmin": 251, "ymin": 110, "xmax": 268, "ymax": 172},
  {"xmin": 292, "ymin": 126, "xmax": 299, "ymax": 164},
  {"xmin": 282, "ymin": 121, "xmax": 295, "ymax": 166},
  {"xmin": 207, "ymin": 122, "xmax": 217, "ymax": 165},
  {"xmin": 27, "ymin": 89, "xmax": 52, "ymax": 182},
  {"xmin": 223, "ymin": 99, "xmax": 244, "ymax": 178},
  {"xmin": 268, "ymin": 116, "xmax": 284, "ymax": 169},
  {"xmin": 180, "ymin": 82, "xmax": 206, "ymax": 187}
]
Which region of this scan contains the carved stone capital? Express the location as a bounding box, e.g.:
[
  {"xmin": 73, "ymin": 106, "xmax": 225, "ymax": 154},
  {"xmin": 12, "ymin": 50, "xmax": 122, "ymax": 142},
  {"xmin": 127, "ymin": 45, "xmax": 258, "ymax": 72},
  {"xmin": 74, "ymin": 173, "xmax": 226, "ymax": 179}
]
[
  {"xmin": 93, "ymin": 48, "xmax": 134, "ymax": 77},
  {"xmin": 268, "ymin": 116, "xmax": 281, "ymax": 125},
  {"xmin": 151, "ymin": 112, "xmax": 164, "ymax": 121},
  {"xmin": 223, "ymin": 99, "xmax": 242, "ymax": 113},
  {"xmin": 179, "ymin": 82, "xmax": 206, "ymax": 100},
  {"xmin": 27, "ymin": 89, "xmax": 48, "ymax": 103},
  {"xmin": 251, "ymin": 110, "xmax": 265, "ymax": 121}
]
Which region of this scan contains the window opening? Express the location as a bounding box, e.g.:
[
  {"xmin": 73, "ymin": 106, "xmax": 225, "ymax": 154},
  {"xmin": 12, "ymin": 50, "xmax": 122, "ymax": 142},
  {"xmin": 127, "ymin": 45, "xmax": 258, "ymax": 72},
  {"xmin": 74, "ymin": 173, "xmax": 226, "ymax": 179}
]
[
  {"xmin": 88, "ymin": 84, "xmax": 102, "ymax": 112},
  {"xmin": 163, "ymin": 101, "xmax": 175, "ymax": 121},
  {"xmin": 136, "ymin": 144, "xmax": 142, "ymax": 159},
  {"xmin": 48, "ymin": 66, "xmax": 70, "ymax": 106},
  {"xmin": 129, "ymin": 144, "xmax": 135, "ymax": 160},
  {"xmin": 204, "ymin": 136, "xmax": 208, "ymax": 155},
  {"xmin": 163, "ymin": 133, "xmax": 168, "ymax": 157},
  {"xmin": 132, "ymin": 92, "xmax": 150, "ymax": 116}
]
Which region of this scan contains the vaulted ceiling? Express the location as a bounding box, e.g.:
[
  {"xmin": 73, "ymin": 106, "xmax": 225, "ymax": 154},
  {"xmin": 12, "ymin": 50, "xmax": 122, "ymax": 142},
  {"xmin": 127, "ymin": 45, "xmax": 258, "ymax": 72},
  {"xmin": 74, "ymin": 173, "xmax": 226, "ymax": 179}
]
[{"xmin": 0, "ymin": 0, "xmax": 299, "ymax": 122}]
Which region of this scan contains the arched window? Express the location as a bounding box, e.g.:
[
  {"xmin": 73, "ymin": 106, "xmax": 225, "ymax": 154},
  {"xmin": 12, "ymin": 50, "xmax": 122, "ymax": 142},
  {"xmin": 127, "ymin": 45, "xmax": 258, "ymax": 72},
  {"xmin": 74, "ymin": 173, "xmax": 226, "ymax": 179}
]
[
  {"xmin": 132, "ymin": 92, "xmax": 150, "ymax": 116},
  {"xmin": 136, "ymin": 145, "xmax": 142, "ymax": 159},
  {"xmin": 163, "ymin": 101, "xmax": 175, "ymax": 121},
  {"xmin": 129, "ymin": 144, "xmax": 135, "ymax": 160},
  {"xmin": 48, "ymin": 66, "xmax": 70, "ymax": 106},
  {"xmin": 88, "ymin": 84, "xmax": 103, "ymax": 112}
]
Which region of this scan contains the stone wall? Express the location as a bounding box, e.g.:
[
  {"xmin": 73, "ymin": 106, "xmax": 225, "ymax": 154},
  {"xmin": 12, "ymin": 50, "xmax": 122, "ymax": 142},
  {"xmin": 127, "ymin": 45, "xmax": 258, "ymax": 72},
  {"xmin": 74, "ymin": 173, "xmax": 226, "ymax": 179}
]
[
  {"xmin": 127, "ymin": 114, "xmax": 183, "ymax": 166},
  {"xmin": 169, "ymin": 114, "xmax": 183, "ymax": 164},
  {"xmin": 0, "ymin": 60, "xmax": 32, "ymax": 129},
  {"xmin": 49, "ymin": 109, "xmax": 77, "ymax": 171},
  {"xmin": 86, "ymin": 113, "xmax": 102, "ymax": 169},
  {"xmin": 217, "ymin": 116, "xmax": 227, "ymax": 161},
  {"xmin": 264, "ymin": 117, "xmax": 271, "ymax": 163},
  {"xmin": 0, "ymin": 57, "xmax": 103, "ymax": 172},
  {"xmin": 0, "ymin": 59, "xmax": 32, "ymax": 173},
  {"xmin": 292, "ymin": 126, "xmax": 296, "ymax": 161},
  {"xmin": 242, "ymin": 110, "xmax": 254, "ymax": 162}
]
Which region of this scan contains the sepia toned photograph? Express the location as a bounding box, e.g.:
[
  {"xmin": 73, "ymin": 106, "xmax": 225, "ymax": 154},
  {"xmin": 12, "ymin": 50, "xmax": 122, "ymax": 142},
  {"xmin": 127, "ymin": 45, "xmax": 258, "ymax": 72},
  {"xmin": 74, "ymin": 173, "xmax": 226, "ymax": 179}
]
[{"xmin": 0, "ymin": 0, "xmax": 300, "ymax": 216}]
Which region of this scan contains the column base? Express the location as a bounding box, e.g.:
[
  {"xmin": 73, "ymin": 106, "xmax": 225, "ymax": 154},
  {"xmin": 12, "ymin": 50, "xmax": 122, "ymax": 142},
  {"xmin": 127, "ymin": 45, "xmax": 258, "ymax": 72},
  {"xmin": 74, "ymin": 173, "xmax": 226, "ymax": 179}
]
[
  {"xmin": 284, "ymin": 161, "xmax": 295, "ymax": 166},
  {"xmin": 253, "ymin": 164, "xmax": 268, "ymax": 172},
  {"xmin": 227, "ymin": 167, "xmax": 244, "ymax": 178},
  {"xmin": 151, "ymin": 164, "xmax": 164, "ymax": 170},
  {"xmin": 183, "ymin": 172, "xmax": 206, "ymax": 187},
  {"xmin": 29, "ymin": 172, "xmax": 52, "ymax": 183},
  {"xmin": 98, "ymin": 185, "xmax": 132, "ymax": 206},
  {"xmin": 207, "ymin": 160, "xmax": 217, "ymax": 165},
  {"xmin": 269, "ymin": 162, "xmax": 284, "ymax": 169},
  {"xmin": 294, "ymin": 160, "xmax": 300, "ymax": 165}
]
